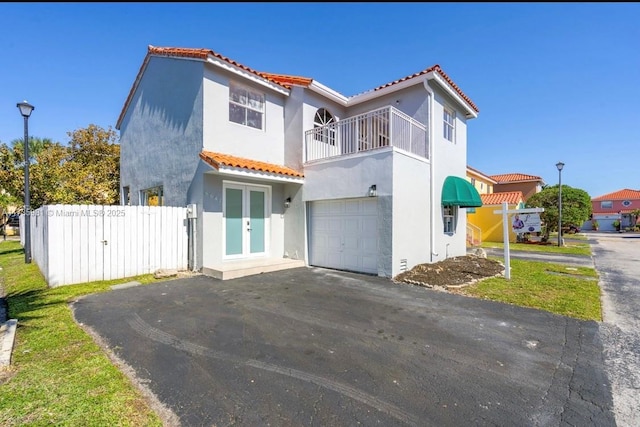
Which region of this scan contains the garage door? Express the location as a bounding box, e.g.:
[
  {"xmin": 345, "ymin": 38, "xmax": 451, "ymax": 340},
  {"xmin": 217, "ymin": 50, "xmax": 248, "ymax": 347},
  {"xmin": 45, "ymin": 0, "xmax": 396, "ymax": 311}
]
[{"xmin": 309, "ymin": 198, "xmax": 378, "ymax": 274}]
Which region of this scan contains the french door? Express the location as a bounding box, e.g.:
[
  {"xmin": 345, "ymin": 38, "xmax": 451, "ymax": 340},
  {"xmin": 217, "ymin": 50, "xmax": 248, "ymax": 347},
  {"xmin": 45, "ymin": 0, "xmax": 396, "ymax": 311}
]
[{"xmin": 224, "ymin": 183, "xmax": 268, "ymax": 258}]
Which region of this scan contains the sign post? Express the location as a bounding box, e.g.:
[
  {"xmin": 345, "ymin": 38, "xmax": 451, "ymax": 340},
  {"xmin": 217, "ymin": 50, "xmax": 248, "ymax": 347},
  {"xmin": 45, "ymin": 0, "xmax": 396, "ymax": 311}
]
[{"xmin": 493, "ymin": 203, "xmax": 544, "ymax": 280}]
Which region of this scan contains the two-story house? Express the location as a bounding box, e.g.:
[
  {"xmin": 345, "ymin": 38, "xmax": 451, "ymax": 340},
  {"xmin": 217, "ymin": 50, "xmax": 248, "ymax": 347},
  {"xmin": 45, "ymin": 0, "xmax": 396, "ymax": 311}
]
[
  {"xmin": 466, "ymin": 165, "xmax": 496, "ymax": 195},
  {"xmin": 465, "ymin": 166, "xmax": 524, "ymax": 244},
  {"xmin": 489, "ymin": 173, "xmax": 544, "ymax": 202},
  {"xmin": 588, "ymin": 189, "xmax": 640, "ymax": 231},
  {"xmin": 117, "ymin": 45, "xmax": 481, "ymax": 279}
]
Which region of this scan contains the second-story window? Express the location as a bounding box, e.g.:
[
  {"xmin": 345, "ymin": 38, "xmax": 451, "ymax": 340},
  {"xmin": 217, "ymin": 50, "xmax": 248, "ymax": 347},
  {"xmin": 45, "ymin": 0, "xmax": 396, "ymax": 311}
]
[
  {"xmin": 443, "ymin": 106, "xmax": 455, "ymax": 142},
  {"xmin": 229, "ymin": 82, "xmax": 265, "ymax": 130},
  {"xmin": 313, "ymin": 108, "xmax": 335, "ymax": 145}
]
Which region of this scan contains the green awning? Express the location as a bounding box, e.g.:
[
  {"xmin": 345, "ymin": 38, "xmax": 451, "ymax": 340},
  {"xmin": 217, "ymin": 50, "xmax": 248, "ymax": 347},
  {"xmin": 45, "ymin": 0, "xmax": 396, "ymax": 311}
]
[{"xmin": 441, "ymin": 176, "xmax": 483, "ymax": 207}]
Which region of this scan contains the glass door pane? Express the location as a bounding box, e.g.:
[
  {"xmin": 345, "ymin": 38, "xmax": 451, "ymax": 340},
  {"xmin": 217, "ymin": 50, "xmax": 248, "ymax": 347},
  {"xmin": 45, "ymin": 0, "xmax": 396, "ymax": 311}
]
[
  {"xmin": 225, "ymin": 188, "xmax": 243, "ymax": 256},
  {"xmin": 249, "ymin": 190, "xmax": 265, "ymax": 254}
]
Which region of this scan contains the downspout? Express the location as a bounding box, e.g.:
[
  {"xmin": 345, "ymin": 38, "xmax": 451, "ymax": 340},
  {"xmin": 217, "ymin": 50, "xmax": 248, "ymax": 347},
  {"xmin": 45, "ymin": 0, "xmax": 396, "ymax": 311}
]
[{"xmin": 424, "ymin": 79, "xmax": 437, "ymax": 261}]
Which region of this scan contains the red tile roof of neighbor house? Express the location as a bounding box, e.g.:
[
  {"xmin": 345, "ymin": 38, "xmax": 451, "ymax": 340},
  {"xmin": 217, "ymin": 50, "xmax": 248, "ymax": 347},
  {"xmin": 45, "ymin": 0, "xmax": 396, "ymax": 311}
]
[
  {"xmin": 199, "ymin": 151, "xmax": 304, "ymax": 178},
  {"xmin": 372, "ymin": 64, "xmax": 479, "ymax": 113},
  {"xmin": 480, "ymin": 191, "xmax": 524, "ymax": 205},
  {"xmin": 592, "ymin": 189, "xmax": 640, "ymax": 201},
  {"xmin": 489, "ymin": 173, "xmax": 543, "ymax": 184}
]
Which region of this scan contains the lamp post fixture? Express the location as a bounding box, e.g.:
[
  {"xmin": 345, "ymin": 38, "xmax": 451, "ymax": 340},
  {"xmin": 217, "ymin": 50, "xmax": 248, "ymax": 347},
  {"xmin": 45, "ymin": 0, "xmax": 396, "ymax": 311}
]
[
  {"xmin": 556, "ymin": 161, "xmax": 565, "ymax": 247},
  {"xmin": 17, "ymin": 101, "xmax": 34, "ymax": 263}
]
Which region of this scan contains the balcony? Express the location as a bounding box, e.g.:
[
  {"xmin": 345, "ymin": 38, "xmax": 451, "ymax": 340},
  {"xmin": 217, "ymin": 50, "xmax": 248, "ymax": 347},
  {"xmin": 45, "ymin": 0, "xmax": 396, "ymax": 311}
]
[{"xmin": 304, "ymin": 106, "xmax": 428, "ymax": 163}]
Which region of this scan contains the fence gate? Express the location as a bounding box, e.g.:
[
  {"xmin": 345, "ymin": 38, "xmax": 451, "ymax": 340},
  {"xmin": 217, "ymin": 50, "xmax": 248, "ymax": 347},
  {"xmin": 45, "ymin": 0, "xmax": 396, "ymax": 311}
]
[{"xmin": 28, "ymin": 205, "xmax": 188, "ymax": 287}]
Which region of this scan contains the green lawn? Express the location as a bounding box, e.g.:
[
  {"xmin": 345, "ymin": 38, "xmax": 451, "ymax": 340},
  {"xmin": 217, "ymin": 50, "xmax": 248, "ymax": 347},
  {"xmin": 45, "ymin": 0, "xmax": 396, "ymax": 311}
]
[
  {"xmin": 461, "ymin": 258, "xmax": 602, "ymax": 321},
  {"xmin": 0, "ymin": 240, "xmax": 165, "ymax": 426},
  {"xmin": 481, "ymin": 240, "xmax": 592, "ymax": 256}
]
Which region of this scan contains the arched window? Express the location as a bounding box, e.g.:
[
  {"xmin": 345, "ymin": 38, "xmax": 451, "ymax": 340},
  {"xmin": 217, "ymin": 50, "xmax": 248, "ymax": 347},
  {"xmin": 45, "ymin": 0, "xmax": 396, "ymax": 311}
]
[{"xmin": 313, "ymin": 108, "xmax": 336, "ymax": 145}]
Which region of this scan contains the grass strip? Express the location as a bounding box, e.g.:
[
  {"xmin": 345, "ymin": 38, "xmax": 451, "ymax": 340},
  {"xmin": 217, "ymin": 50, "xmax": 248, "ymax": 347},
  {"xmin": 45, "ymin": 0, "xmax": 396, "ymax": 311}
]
[
  {"xmin": 0, "ymin": 240, "xmax": 163, "ymax": 427},
  {"xmin": 461, "ymin": 258, "xmax": 602, "ymax": 321}
]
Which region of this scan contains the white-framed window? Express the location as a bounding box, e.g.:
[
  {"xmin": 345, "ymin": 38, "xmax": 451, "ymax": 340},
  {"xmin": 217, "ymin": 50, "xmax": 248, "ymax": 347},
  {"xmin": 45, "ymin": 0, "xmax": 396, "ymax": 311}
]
[
  {"xmin": 313, "ymin": 108, "xmax": 336, "ymax": 145},
  {"xmin": 443, "ymin": 107, "xmax": 455, "ymax": 142},
  {"xmin": 601, "ymin": 201, "xmax": 613, "ymax": 209},
  {"xmin": 141, "ymin": 186, "xmax": 163, "ymax": 206},
  {"xmin": 443, "ymin": 205, "xmax": 458, "ymax": 233},
  {"xmin": 470, "ymin": 178, "xmax": 476, "ymax": 186},
  {"xmin": 229, "ymin": 82, "xmax": 265, "ymax": 130}
]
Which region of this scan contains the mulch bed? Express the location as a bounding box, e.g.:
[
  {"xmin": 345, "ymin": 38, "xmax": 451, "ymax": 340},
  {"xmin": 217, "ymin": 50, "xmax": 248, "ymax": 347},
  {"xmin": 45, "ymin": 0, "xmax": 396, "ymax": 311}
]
[{"xmin": 393, "ymin": 255, "xmax": 505, "ymax": 291}]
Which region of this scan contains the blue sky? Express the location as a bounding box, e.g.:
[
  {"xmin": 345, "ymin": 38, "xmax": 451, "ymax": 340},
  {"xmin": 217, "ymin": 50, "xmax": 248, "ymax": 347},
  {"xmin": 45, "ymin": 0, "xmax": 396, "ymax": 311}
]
[{"xmin": 1, "ymin": 2, "xmax": 638, "ymax": 199}]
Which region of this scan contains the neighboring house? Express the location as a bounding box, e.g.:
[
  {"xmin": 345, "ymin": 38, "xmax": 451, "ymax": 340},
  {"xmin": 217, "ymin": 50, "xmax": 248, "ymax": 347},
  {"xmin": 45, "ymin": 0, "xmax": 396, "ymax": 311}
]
[
  {"xmin": 588, "ymin": 189, "xmax": 640, "ymax": 231},
  {"xmin": 489, "ymin": 173, "xmax": 545, "ymax": 202},
  {"xmin": 467, "ymin": 191, "xmax": 524, "ymax": 243},
  {"xmin": 117, "ymin": 45, "xmax": 481, "ymax": 279},
  {"xmin": 466, "ymin": 165, "xmax": 496, "ymax": 195}
]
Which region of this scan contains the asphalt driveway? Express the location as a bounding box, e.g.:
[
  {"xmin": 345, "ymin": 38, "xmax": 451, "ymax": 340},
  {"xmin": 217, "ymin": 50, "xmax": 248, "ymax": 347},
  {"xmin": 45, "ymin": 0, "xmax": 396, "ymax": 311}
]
[
  {"xmin": 589, "ymin": 232, "xmax": 640, "ymax": 426},
  {"xmin": 73, "ymin": 267, "xmax": 614, "ymax": 427}
]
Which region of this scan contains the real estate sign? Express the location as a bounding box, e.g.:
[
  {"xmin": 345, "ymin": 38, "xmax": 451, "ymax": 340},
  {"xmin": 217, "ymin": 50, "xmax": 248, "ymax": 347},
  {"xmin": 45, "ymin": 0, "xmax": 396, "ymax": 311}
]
[{"xmin": 511, "ymin": 212, "xmax": 542, "ymax": 234}]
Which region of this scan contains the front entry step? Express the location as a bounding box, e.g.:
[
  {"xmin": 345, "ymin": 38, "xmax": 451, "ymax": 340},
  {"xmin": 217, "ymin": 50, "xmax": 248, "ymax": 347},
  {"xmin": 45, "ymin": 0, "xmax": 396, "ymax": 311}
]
[{"xmin": 203, "ymin": 258, "xmax": 306, "ymax": 280}]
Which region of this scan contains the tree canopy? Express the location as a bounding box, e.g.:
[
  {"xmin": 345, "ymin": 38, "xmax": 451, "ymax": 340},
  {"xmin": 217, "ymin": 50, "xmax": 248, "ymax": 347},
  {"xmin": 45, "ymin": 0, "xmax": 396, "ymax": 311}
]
[
  {"xmin": 526, "ymin": 185, "xmax": 592, "ymax": 237},
  {"xmin": 0, "ymin": 124, "xmax": 120, "ymax": 210}
]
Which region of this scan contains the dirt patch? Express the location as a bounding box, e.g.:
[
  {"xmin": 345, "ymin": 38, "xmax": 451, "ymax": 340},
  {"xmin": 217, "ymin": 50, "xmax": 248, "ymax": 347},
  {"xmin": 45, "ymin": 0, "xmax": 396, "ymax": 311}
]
[{"xmin": 393, "ymin": 255, "xmax": 505, "ymax": 292}]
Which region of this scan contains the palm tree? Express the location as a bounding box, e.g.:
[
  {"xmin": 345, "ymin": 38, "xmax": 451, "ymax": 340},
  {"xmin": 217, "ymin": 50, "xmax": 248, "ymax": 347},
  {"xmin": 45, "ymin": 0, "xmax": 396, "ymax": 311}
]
[{"xmin": 10, "ymin": 137, "xmax": 52, "ymax": 164}]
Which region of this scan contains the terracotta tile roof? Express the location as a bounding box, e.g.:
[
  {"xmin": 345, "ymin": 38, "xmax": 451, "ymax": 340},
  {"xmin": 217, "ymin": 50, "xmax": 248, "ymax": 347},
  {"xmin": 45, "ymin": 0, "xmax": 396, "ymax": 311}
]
[
  {"xmin": 199, "ymin": 151, "xmax": 304, "ymax": 178},
  {"xmin": 260, "ymin": 73, "xmax": 313, "ymax": 87},
  {"xmin": 372, "ymin": 64, "xmax": 479, "ymax": 113},
  {"xmin": 489, "ymin": 173, "xmax": 543, "ymax": 184},
  {"xmin": 592, "ymin": 189, "xmax": 640, "ymax": 201},
  {"xmin": 480, "ymin": 191, "xmax": 524, "ymax": 205},
  {"xmin": 116, "ymin": 45, "xmax": 291, "ymax": 129},
  {"xmin": 147, "ymin": 46, "xmax": 290, "ymax": 89}
]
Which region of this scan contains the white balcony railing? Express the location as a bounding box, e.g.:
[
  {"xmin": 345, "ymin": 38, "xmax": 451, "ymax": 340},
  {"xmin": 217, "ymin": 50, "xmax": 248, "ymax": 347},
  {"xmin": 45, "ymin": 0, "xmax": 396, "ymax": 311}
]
[{"xmin": 304, "ymin": 106, "xmax": 428, "ymax": 163}]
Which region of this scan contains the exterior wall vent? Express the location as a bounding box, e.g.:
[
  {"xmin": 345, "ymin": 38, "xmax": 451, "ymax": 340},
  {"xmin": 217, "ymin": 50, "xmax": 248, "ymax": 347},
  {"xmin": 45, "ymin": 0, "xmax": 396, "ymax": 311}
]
[{"xmin": 400, "ymin": 259, "xmax": 408, "ymax": 272}]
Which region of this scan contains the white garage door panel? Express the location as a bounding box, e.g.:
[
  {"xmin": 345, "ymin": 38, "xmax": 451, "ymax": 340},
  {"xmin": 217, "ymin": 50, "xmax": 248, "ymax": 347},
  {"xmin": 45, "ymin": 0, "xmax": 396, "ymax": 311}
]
[{"xmin": 310, "ymin": 198, "xmax": 378, "ymax": 274}]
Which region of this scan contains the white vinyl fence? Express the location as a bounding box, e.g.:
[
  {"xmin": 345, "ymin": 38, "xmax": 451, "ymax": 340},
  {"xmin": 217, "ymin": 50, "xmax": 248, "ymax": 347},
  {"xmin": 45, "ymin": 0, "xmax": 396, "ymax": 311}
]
[{"xmin": 20, "ymin": 204, "xmax": 188, "ymax": 287}]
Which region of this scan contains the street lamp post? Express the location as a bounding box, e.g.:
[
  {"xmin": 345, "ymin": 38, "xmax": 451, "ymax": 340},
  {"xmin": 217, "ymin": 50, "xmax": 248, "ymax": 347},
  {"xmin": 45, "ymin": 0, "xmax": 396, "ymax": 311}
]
[
  {"xmin": 556, "ymin": 161, "xmax": 565, "ymax": 247},
  {"xmin": 17, "ymin": 101, "xmax": 34, "ymax": 263}
]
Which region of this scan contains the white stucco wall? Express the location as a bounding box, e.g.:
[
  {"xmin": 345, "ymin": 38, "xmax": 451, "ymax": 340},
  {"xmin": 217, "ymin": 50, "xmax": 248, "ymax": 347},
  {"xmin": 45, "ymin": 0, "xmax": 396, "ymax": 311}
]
[
  {"xmin": 303, "ymin": 150, "xmax": 393, "ymax": 201},
  {"xmin": 347, "ymin": 84, "xmax": 430, "ymax": 126},
  {"xmin": 202, "ymin": 64, "xmax": 287, "ymax": 165},
  {"xmin": 119, "ymin": 56, "xmax": 204, "ymax": 208},
  {"xmin": 302, "ymin": 90, "xmax": 347, "ymax": 131},
  {"xmin": 282, "ymin": 182, "xmax": 306, "ymax": 261},
  {"xmin": 428, "ymin": 81, "xmax": 469, "ymax": 260},
  {"xmin": 391, "ymin": 152, "xmax": 431, "ymax": 277}
]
